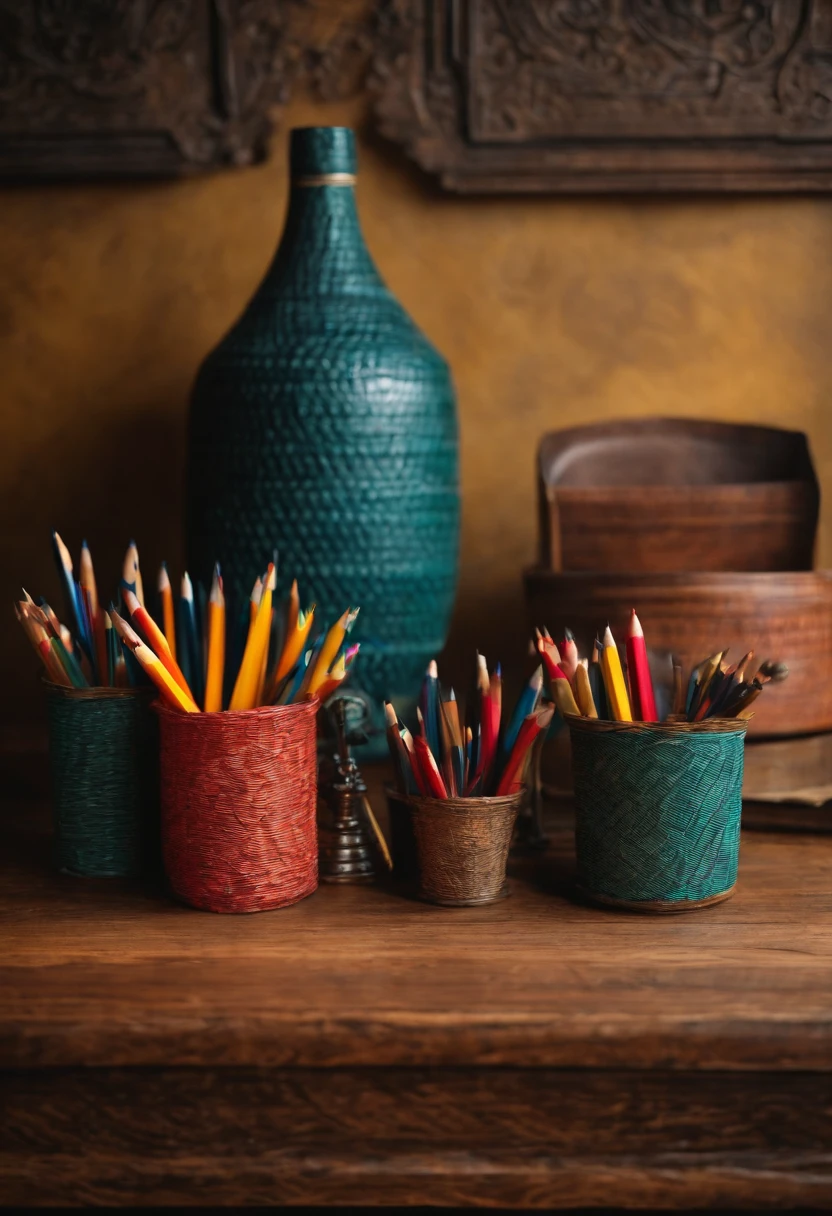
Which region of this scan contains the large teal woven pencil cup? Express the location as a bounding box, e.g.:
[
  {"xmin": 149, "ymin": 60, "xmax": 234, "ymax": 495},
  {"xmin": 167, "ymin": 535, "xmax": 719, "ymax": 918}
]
[
  {"xmin": 46, "ymin": 683, "xmax": 158, "ymax": 878},
  {"xmin": 568, "ymin": 717, "xmax": 748, "ymax": 913}
]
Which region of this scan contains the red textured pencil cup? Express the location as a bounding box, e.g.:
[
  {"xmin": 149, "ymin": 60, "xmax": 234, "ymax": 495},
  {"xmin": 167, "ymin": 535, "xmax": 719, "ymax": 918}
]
[{"xmin": 156, "ymin": 698, "xmax": 319, "ymax": 913}]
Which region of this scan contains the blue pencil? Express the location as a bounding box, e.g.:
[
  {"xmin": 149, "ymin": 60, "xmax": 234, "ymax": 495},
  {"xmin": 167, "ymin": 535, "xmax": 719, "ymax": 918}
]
[{"xmin": 502, "ymin": 665, "xmax": 543, "ymax": 757}]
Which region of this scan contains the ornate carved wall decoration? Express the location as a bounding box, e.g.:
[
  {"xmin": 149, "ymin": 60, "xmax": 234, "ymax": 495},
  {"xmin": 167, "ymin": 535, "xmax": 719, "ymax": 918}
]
[
  {"xmin": 0, "ymin": 0, "xmax": 377, "ymax": 178},
  {"xmin": 372, "ymin": 0, "xmax": 832, "ymax": 192}
]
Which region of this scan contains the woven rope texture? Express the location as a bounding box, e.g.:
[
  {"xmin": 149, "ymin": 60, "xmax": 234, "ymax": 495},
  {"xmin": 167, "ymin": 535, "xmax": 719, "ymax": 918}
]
[
  {"xmin": 158, "ymin": 699, "xmax": 319, "ymax": 913},
  {"xmin": 47, "ymin": 684, "xmax": 156, "ymax": 877},
  {"xmin": 570, "ymin": 721, "xmax": 747, "ymax": 904},
  {"xmin": 408, "ymin": 792, "xmax": 523, "ymax": 906}
]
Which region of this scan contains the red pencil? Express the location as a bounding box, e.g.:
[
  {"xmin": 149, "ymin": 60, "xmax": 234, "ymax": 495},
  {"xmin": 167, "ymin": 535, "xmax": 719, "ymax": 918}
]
[
  {"xmin": 496, "ymin": 704, "xmax": 554, "ymax": 796},
  {"xmin": 560, "ymin": 628, "xmax": 579, "ymax": 682},
  {"xmin": 413, "ymin": 735, "xmax": 448, "ymax": 799},
  {"xmin": 626, "ymin": 610, "xmax": 658, "ymax": 722}
]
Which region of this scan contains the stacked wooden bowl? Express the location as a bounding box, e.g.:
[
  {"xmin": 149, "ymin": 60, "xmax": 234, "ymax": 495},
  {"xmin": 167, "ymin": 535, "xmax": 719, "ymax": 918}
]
[{"xmin": 525, "ymin": 418, "xmax": 827, "ymax": 741}]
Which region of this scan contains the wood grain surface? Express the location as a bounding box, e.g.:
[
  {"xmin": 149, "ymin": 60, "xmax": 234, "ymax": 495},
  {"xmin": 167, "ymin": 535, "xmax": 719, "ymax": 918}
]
[{"xmin": 2, "ymin": 763, "xmax": 832, "ymax": 1206}]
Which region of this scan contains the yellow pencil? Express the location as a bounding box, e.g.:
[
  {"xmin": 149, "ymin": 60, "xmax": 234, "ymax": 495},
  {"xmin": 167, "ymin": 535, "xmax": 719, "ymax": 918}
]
[
  {"xmin": 229, "ymin": 563, "xmax": 275, "ymax": 711},
  {"xmin": 306, "ymin": 607, "xmax": 359, "ymax": 696},
  {"xmin": 601, "ymin": 625, "xmax": 632, "ymax": 722},
  {"xmin": 204, "ymin": 564, "xmax": 225, "ymax": 713},
  {"xmin": 267, "ymin": 602, "xmax": 316, "ymax": 697},
  {"xmin": 157, "ymin": 563, "xmax": 176, "ymax": 661},
  {"xmin": 133, "ymin": 642, "xmax": 200, "ymax": 712},
  {"xmin": 574, "ymin": 660, "xmax": 598, "ymax": 718}
]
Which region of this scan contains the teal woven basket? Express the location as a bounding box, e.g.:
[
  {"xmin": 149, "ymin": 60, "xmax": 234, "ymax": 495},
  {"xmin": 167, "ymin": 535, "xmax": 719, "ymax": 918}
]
[
  {"xmin": 568, "ymin": 717, "xmax": 747, "ymax": 912},
  {"xmin": 47, "ymin": 683, "xmax": 158, "ymax": 878}
]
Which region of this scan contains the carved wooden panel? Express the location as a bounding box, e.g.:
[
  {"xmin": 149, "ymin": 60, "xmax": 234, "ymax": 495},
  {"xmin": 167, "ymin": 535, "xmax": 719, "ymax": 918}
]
[
  {"xmin": 0, "ymin": 0, "xmax": 376, "ymax": 178},
  {"xmin": 372, "ymin": 0, "xmax": 832, "ymax": 192}
]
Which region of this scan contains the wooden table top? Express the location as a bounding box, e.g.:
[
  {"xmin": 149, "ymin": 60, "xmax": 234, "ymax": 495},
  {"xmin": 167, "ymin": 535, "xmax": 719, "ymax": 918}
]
[{"xmin": 3, "ymin": 763, "xmax": 831, "ymax": 1075}]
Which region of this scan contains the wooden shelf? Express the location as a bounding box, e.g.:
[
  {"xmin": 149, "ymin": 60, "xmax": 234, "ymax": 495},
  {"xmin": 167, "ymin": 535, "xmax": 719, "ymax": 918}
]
[{"xmin": 2, "ymin": 764, "xmax": 832, "ymax": 1208}]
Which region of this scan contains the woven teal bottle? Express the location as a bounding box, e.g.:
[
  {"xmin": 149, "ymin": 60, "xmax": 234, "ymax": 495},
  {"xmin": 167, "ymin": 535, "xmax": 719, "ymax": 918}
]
[{"xmin": 186, "ymin": 127, "xmax": 459, "ymax": 740}]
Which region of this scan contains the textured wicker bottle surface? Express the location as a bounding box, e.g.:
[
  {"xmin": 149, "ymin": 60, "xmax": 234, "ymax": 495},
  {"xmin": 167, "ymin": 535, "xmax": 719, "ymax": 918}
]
[
  {"xmin": 406, "ymin": 792, "xmax": 523, "ymax": 906},
  {"xmin": 157, "ymin": 699, "xmax": 319, "ymax": 914},
  {"xmin": 569, "ymin": 718, "xmax": 747, "ymax": 911},
  {"xmin": 46, "ymin": 684, "xmax": 157, "ymax": 878},
  {"xmin": 186, "ymin": 126, "xmax": 460, "ymax": 728}
]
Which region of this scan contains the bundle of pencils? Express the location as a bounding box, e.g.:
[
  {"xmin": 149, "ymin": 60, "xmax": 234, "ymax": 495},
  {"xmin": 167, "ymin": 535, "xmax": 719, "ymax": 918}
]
[
  {"xmin": 16, "ymin": 533, "xmax": 360, "ymax": 715},
  {"xmin": 385, "ymin": 654, "xmax": 553, "ymax": 799},
  {"xmin": 535, "ymin": 610, "xmax": 782, "ymax": 725}
]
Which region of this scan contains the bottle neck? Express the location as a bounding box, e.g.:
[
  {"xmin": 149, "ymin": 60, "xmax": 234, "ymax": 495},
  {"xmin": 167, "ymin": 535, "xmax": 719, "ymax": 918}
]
[{"xmin": 266, "ymin": 180, "xmax": 384, "ymax": 297}]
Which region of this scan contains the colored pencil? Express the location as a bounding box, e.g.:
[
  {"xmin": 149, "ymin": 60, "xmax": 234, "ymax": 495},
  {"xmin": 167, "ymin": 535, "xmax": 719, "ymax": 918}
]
[
  {"xmin": 132, "ymin": 642, "xmax": 200, "ymax": 712},
  {"xmin": 503, "ymin": 665, "xmax": 543, "ymax": 758},
  {"xmin": 413, "ymin": 735, "xmax": 448, "ymax": 798},
  {"xmin": 419, "ymin": 659, "xmax": 442, "ymax": 764},
  {"xmin": 601, "ymin": 626, "xmax": 632, "ymax": 722},
  {"xmin": 545, "ymin": 660, "xmax": 581, "ymax": 718},
  {"xmin": 51, "ymin": 634, "xmax": 88, "ymax": 687},
  {"xmin": 496, "ymin": 703, "xmax": 554, "ymax": 796},
  {"xmin": 179, "ymin": 572, "xmax": 203, "ymax": 709},
  {"xmin": 574, "ymin": 660, "xmax": 598, "ymax": 718},
  {"xmin": 105, "ymin": 610, "xmax": 116, "ymax": 686},
  {"xmin": 266, "ymin": 601, "xmax": 316, "ymax": 700},
  {"xmin": 385, "ymin": 701, "xmax": 415, "ymax": 795},
  {"xmin": 204, "ymin": 564, "xmax": 226, "ymax": 712},
  {"xmin": 123, "ymin": 589, "xmax": 195, "ymax": 701},
  {"xmin": 157, "ymin": 562, "xmax": 177, "ymax": 661},
  {"xmin": 626, "ymin": 610, "xmax": 658, "ymax": 722},
  {"xmin": 15, "ymin": 604, "xmax": 69, "ymax": 685},
  {"xmin": 229, "ymin": 563, "xmax": 275, "ymax": 710},
  {"xmin": 560, "ymin": 627, "xmax": 579, "ymax": 682},
  {"xmin": 51, "ymin": 531, "xmax": 87, "ymax": 650},
  {"xmin": 306, "ymin": 607, "xmax": 359, "ymax": 697}
]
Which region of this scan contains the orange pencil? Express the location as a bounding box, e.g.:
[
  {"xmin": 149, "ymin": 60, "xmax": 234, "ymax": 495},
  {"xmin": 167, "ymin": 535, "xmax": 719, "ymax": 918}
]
[
  {"xmin": 122, "ymin": 589, "xmax": 195, "ymax": 701},
  {"xmin": 157, "ymin": 563, "xmax": 176, "ymax": 661},
  {"xmin": 265, "ymin": 602, "xmax": 316, "ymax": 701}
]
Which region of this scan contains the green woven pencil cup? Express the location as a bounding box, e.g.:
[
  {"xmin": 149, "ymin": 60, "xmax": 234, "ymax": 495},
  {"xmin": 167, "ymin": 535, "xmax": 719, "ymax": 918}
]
[
  {"xmin": 46, "ymin": 683, "xmax": 158, "ymax": 878},
  {"xmin": 568, "ymin": 717, "xmax": 748, "ymax": 913}
]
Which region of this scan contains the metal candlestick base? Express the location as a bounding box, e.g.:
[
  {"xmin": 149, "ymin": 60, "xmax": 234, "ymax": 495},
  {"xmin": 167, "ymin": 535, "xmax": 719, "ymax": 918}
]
[{"xmin": 319, "ymin": 696, "xmax": 377, "ymax": 884}]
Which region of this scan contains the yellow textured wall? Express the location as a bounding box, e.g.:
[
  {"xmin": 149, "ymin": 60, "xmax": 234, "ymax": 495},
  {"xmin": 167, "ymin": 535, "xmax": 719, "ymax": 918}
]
[{"xmin": 2, "ymin": 90, "xmax": 832, "ymax": 724}]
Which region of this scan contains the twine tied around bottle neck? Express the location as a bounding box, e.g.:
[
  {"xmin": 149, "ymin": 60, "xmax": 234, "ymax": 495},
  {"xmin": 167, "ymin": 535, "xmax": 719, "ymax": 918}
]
[{"xmin": 293, "ymin": 173, "xmax": 356, "ymax": 187}]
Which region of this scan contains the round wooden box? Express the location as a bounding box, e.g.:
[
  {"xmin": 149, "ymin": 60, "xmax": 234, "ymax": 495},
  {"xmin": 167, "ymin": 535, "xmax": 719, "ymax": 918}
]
[{"xmin": 523, "ymin": 567, "xmax": 832, "ymax": 738}]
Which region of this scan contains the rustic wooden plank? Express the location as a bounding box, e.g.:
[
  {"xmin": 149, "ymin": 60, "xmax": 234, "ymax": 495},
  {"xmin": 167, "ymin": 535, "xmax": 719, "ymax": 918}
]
[
  {"xmin": 2, "ymin": 1067, "xmax": 831, "ymax": 1207},
  {"xmin": 1, "ymin": 781, "xmax": 832, "ymax": 1071}
]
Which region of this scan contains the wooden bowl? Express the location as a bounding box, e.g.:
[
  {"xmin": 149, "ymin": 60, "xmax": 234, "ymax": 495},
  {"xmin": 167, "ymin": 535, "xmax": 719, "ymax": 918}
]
[
  {"xmin": 523, "ymin": 567, "xmax": 832, "ymax": 738},
  {"xmin": 538, "ymin": 418, "xmax": 819, "ymax": 573}
]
